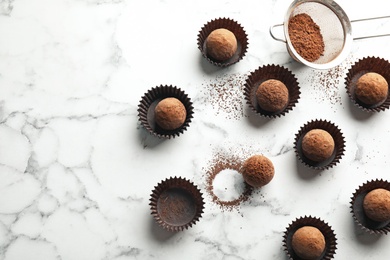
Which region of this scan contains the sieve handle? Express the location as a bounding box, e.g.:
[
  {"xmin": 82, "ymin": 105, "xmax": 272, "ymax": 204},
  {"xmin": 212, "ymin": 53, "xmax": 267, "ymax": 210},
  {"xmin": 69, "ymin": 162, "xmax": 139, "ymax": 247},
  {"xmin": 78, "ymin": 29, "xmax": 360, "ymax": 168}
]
[
  {"xmin": 269, "ymin": 23, "xmax": 286, "ymax": 43},
  {"xmin": 351, "ymin": 15, "xmax": 390, "ymax": 40}
]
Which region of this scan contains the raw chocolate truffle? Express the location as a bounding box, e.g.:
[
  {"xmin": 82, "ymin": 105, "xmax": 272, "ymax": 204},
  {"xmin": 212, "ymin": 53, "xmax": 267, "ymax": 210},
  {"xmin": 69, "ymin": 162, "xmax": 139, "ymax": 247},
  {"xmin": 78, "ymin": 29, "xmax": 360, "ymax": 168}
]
[
  {"xmin": 292, "ymin": 226, "xmax": 326, "ymax": 260},
  {"xmin": 205, "ymin": 28, "xmax": 237, "ymax": 61},
  {"xmin": 242, "ymin": 155, "xmax": 274, "ymax": 188},
  {"xmin": 302, "ymin": 129, "xmax": 335, "ymax": 162},
  {"xmin": 154, "ymin": 97, "xmax": 186, "ymax": 130},
  {"xmin": 256, "ymin": 79, "xmax": 289, "ymax": 112},
  {"xmin": 363, "ymin": 188, "xmax": 390, "ymax": 222},
  {"xmin": 355, "ymin": 72, "xmax": 388, "ymax": 105}
]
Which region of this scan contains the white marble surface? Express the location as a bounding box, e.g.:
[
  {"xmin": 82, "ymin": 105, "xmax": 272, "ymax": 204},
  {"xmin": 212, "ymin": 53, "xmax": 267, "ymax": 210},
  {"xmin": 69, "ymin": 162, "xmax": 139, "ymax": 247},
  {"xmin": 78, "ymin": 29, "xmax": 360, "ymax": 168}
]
[{"xmin": 1, "ymin": 0, "xmax": 390, "ymax": 259}]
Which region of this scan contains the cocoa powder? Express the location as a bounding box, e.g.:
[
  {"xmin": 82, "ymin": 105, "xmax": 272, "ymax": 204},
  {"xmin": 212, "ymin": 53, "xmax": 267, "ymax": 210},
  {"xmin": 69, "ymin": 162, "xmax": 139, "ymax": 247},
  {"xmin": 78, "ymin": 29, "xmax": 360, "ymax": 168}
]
[
  {"xmin": 204, "ymin": 151, "xmax": 253, "ymax": 211},
  {"xmin": 288, "ymin": 13, "xmax": 325, "ymax": 62},
  {"xmin": 200, "ymin": 73, "xmax": 248, "ymax": 120},
  {"xmin": 308, "ymin": 56, "xmax": 353, "ymax": 107}
]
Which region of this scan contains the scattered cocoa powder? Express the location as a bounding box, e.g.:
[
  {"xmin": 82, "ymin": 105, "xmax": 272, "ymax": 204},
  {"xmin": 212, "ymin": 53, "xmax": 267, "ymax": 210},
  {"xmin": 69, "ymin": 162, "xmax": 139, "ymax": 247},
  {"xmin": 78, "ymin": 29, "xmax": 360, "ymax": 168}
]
[
  {"xmin": 308, "ymin": 57, "xmax": 353, "ymax": 107},
  {"xmin": 204, "ymin": 149, "xmax": 253, "ymax": 211},
  {"xmin": 288, "ymin": 13, "xmax": 325, "ymax": 62},
  {"xmin": 200, "ymin": 73, "xmax": 248, "ymax": 120}
]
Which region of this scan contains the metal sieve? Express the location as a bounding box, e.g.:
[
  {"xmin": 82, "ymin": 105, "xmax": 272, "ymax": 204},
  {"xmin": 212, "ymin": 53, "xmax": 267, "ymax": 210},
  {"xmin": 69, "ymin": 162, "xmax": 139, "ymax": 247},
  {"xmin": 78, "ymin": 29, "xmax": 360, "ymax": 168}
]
[{"xmin": 270, "ymin": 0, "xmax": 390, "ymax": 69}]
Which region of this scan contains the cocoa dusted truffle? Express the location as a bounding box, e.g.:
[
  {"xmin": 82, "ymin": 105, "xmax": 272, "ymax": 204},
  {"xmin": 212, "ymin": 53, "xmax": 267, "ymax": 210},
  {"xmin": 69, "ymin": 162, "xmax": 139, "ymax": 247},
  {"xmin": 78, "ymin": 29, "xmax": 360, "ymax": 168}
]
[
  {"xmin": 205, "ymin": 28, "xmax": 237, "ymax": 61},
  {"xmin": 363, "ymin": 188, "xmax": 390, "ymax": 222},
  {"xmin": 242, "ymin": 155, "xmax": 274, "ymax": 188},
  {"xmin": 302, "ymin": 129, "xmax": 335, "ymax": 162},
  {"xmin": 154, "ymin": 97, "xmax": 186, "ymax": 130},
  {"xmin": 256, "ymin": 79, "xmax": 289, "ymax": 112},
  {"xmin": 355, "ymin": 72, "xmax": 388, "ymax": 106},
  {"xmin": 292, "ymin": 226, "xmax": 326, "ymax": 260}
]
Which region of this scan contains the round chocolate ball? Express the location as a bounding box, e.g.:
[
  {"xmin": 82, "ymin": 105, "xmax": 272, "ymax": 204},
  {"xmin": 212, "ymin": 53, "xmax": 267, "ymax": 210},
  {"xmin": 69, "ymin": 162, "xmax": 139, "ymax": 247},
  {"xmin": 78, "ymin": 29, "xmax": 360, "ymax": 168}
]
[
  {"xmin": 205, "ymin": 28, "xmax": 237, "ymax": 61},
  {"xmin": 302, "ymin": 129, "xmax": 335, "ymax": 162},
  {"xmin": 256, "ymin": 79, "xmax": 289, "ymax": 112},
  {"xmin": 154, "ymin": 97, "xmax": 186, "ymax": 130},
  {"xmin": 355, "ymin": 72, "xmax": 388, "ymax": 106},
  {"xmin": 242, "ymin": 155, "xmax": 274, "ymax": 188},
  {"xmin": 363, "ymin": 188, "xmax": 390, "ymax": 222},
  {"xmin": 292, "ymin": 226, "xmax": 326, "ymax": 260}
]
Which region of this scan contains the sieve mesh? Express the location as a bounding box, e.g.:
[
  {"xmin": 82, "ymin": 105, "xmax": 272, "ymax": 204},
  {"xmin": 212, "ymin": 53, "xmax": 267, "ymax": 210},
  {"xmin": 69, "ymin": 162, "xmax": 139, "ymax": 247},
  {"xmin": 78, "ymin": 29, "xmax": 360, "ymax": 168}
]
[{"xmin": 283, "ymin": 0, "xmax": 352, "ymax": 69}]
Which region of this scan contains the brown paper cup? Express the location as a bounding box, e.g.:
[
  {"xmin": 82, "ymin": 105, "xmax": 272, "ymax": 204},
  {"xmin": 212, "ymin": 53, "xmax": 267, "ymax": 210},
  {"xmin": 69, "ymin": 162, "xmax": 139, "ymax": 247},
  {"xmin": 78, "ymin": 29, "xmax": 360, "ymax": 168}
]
[
  {"xmin": 150, "ymin": 176, "xmax": 204, "ymax": 232},
  {"xmin": 294, "ymin": 119, "xmax": 345, "ymax": 170},
  {"xmin": 345, "ymin": 56, "xmax": 390, "ymax": 112},
  {"xmin": 138, "ymin": 85, "xmax": 194, "ymax": 139},
  {"xmin": 244, "ymin": 64, "xmax": 300, "ymax": 118},
  {"xmin": 283, "ymin": 216, "xmax": 337, "ymax": 260},
  {"xmin": 350, "ymin": 179, "xmax": 390, "ymax": 235},
  {"xmin": 197, "ymin": 17, "xmax": 248, "ymax": 67}
]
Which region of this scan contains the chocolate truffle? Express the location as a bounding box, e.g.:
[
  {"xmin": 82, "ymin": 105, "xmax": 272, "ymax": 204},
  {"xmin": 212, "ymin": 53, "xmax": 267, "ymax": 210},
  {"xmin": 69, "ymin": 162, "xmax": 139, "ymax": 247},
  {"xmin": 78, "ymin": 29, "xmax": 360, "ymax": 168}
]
[
  {"xmin": 205, "ymin": 28, "xmax": 237, "ymax": 61},
  {"xmin": 355, "ymin": 72, "xmax": 388, "ymax": 106},
  {"xmin": 256, "ymin": 79, "xmax": 289, "ymax": 112},
  {"xmin": 302, "ymin": 129, "xmax": 335, "ymax": 162},
  {"xmin": 242, "ymin": 155, "xmax": 274, "ymax": 188},
  {"xmin": 292, "ymin": 226, "xmax": 326, "ymax": 260},
  {"xmin": 154, "ymin": 97, "xmax": 186, "ymax": 130},
  {"xmin": 363, "ymin": 188, "xmax": 390, "ymax": 222}
]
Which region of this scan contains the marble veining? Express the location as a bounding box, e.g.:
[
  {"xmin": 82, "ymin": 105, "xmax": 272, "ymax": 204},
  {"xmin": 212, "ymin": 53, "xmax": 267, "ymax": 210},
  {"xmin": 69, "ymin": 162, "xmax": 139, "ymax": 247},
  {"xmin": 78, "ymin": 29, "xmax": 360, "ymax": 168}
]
[{"xmin": 1, "ymin": 0, "xmax": 390, "ymax": 259}]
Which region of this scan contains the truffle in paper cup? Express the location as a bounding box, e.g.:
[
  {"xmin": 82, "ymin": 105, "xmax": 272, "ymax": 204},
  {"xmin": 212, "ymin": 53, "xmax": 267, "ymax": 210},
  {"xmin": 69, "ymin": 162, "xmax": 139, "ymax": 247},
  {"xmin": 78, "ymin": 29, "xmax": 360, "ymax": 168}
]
[
  {"xmin": 150, "ymin": 176, "xmax": 204, "ymax": 232},
  {"xmin": 197, "ymin": 17, "xmax": 248, "ymax": 67},
  {"xmin": 294, "ymin": 119, "xmax": 345, "ymax": 170},
  {"xmin": 283, "ymin": 216, "xmax": 337, "ymax": 260},
  {"xmin": 345, "ymin": 56, "xmax": 390, "ymax": 112},
  {"xmin": 350, "ymin": 179, "xmax": 390, "ymax": 235},
  {"xmin": 138, "ymin": 85, "xmax": 194, "ymax": 139},
  {"xmin": 244, "ymin": 64, "xmax": 300, "ymax": 118}
]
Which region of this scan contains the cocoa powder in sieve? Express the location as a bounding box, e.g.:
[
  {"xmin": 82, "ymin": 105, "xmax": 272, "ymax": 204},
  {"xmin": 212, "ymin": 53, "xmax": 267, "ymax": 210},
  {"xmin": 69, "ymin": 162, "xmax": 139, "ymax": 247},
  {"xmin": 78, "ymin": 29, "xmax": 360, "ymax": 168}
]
[{"xmin": 288, "ymin": 13, "xmax": 325, "ymax": 62}]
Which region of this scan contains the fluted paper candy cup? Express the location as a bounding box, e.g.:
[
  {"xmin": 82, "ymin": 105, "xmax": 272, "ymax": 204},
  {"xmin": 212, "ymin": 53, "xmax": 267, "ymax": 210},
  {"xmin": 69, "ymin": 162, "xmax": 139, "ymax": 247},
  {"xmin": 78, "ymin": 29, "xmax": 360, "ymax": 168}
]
[
  {"xmin": 244, "ymin": 64, "xmax": 300, "ymax": 118},
  {"xmin": 283, "ymin": 216, "xmax": 337, "ymax": 260},
  {"xmin": 345, "ymin": 56, "xmax": 390, "ymax": 112},
  {"xmin": 197, "ymin": 17, "xmax": 248, "ymax": 67},
  {"xmin": 350, "ymin": 179, "xmax": 390, "ymax": 235},
  {"xmin": 150, "ymin": 176, "xmax": 204, "ymax": 232},
  {"xmin": 138, "ymin": 85, "xmax": 194, "ymax": 139},
  {"xmin": 294, "ymin": 119, "xmax": 345, "ymax": 170}
]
